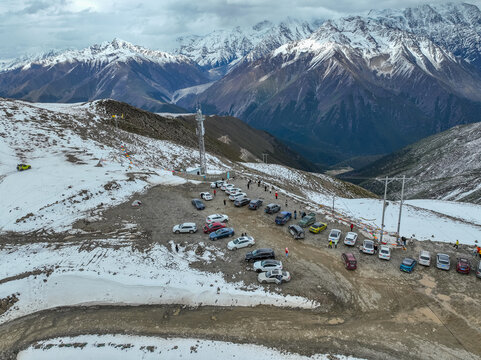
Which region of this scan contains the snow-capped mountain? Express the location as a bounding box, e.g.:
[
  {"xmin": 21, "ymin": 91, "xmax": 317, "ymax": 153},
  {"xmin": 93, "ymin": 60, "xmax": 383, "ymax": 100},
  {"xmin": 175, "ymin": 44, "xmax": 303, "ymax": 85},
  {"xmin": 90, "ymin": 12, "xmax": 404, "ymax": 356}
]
[
  {"xmin": 344, "ymin": 121, "xmax": 481, "ymax": 203},
  {"xmin": 369, "ymin": 2, "xmax": 481, "ymax": 71},
  {"xmin": 187, "ymin": 7, "xmax": 481, "ymax": 165},
  {"xmin": 175, "ymin": 18, "xmax": 319, "ymax": 76},
  {"xmin": 0, "ymin": 39, "xmax": 208, "ymax": 112}
]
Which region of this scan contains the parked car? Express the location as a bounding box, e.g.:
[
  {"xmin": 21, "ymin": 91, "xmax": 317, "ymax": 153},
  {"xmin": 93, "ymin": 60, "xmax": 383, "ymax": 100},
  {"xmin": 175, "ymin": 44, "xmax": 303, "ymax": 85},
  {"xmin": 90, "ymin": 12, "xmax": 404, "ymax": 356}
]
[
  {"xmin": 361, "ymin": 240, "xmax": 375, "ymax": 254},
  {"xmin": 264, "ymin": 203, "xmax": 281, "ymax": 214},
  {"xmin": 418, "ymin": 251, "xmax": 431, "ymax": 266},
  {"xmin": 477, "ymin": 261, "xmax": 481, "ymax": 279},
  {"xmin": 17, "ymin": 163, "xmax": 31, "ymax": 171},
  {"xmin": 210, "ymin": 180, "xmax": 224, "ymax": 188},
  {"xmin": 298, "ymin": 212, "xmax": 316, "ymax": 227},
  {"xmin": 275, "ymin": 211, "xmax": 292, "ymax": 225},
  {"xmin": 209, "ymin": 227, "xmax": 235, "ymax": 240},
  {"xmin": 328, "ymin": 229, "xmax": 342, "ymax": 245},
  {"xmin": 234, "ymin": 197, "xmax": 251, "ymax": 207},
  {"xmin": 342, "ymin": 253, "xmax": 357, "ymax": 270},
  {"xmin": 203, "ymin": 222, "xmax": 226, "ymax": 234},
  {"xmin": 229, "ymin": 192, "xmax": 247, "ymax": 201},
  {"xmin": 191, "ymin": 198, "xmax": 205, "ymax": 210},
  {"xmin": 226, "ymin": 187, "xmax": 242, "ymax": 195},
  {"xmin": 206, "ymin": 214, "xmax": 229, "ymax": 224},
  {"xmin": 172, "ymin": 222, "xmax": 197, "ymax": 234},
  {"xmin": 248, "ymin": 199, "xmax": 263, "ymax": 210},
  {"xmin": 245, "ymin": 248, "xmax": 275, "ymax": 262},
  {"xmin": 309, "ymin": 222, "xmax": 327, "ymax": 234},
  {"xmin": 456, "ymin": 258, "xmax": 471, "ymax": 274},
  {"xmin": 258, "ymin": 269, "xmax": 291, "ymax": 284},
  {"xmin": 378, "ymin": 245, "xmax": 391, "ymax": 260},
  {"xmin": 400, "ymin": 257, "xmax": 417, "ymax": 273},
  {"xmin": 227, "ymin": 236, "xmax": 255, "ymax": 250},
  {"xmin": 253, "ymin": 259, "xmax": 283, "ymax": 273},
  {"xmin": 343, "ymin": 232, "xmax": 358, "ymax": 246},
  {"xmin": 288, "ymin": 224, "xmax": 305, "ymax": 239},
  {"xmin": 221, "ymin": 184, "xmax": 234, "ymax": 191},
  {"xmin": 200, "ymin": 192, "xmax": 213, "ymax": 201},
  {"xmin": 436, "ymin": 253, "xmax": 451, "ymax": 270}
]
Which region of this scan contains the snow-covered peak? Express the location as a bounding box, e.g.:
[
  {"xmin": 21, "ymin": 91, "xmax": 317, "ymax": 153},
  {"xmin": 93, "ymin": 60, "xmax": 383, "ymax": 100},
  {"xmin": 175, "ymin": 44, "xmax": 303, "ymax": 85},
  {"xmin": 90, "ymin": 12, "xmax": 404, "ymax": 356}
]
[
  {"xmin": 175, "ymin": 18, "xmax": 319, "ymax": 70},
  {"xmin": 271, "ymin": 12, "xmax": 461, "ymax": 79},
  {"xmin": 1, "ymin": 39, "xmax": 192, "ymax": 72}
]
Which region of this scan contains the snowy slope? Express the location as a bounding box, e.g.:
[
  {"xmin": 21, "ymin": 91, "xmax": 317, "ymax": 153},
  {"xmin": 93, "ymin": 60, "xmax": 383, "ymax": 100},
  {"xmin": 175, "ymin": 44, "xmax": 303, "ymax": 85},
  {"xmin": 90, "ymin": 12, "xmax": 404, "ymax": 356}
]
[
  {"xmin": 0, "ymin": 99, "xmax": 228, "ymax": 233},
  {"xmin": 0, "ymin": 241, "xmax": 317, "ymax": 325}
]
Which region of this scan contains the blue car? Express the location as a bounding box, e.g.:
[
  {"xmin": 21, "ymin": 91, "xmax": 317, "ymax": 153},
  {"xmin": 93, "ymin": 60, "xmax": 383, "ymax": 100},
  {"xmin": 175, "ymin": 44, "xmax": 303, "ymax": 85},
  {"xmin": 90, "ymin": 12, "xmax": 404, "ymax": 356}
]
[
  {"xmin": 209, "ymin": 227, "xmax": 235, "ymax": 240},
  {"xmin": 400, "ymin": 257, "xmax": 417, "ymax": 273},
  {"xmin": 275, "ymin": 211, "xmax": 292, "ymax": 225}
]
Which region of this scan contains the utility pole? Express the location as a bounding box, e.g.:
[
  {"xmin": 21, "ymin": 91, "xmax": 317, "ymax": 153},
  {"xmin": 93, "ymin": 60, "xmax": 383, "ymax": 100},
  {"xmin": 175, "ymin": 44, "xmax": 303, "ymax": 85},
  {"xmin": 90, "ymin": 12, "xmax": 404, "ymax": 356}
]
[
  {"xmin": 262, "ymin": 153, "xmax": 268, "ymax": 164},
  {"xmin": 376, "ymin": 175, "xmax": 412, "ymax": 244},
  {"xmin": 195, "ymin": 107, "xmax": 207, "ymax": 175},
  {"xmin": 332, "ymin": 195, "xmax": 335, "ymax": 218}
]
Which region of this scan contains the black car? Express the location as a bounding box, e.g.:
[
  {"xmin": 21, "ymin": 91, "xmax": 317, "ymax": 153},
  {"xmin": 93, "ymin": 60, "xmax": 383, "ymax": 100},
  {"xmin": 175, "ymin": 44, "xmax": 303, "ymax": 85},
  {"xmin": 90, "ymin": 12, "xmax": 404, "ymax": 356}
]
[
  {"xmin": 234, "ymin": 197, "xmax": 250, "ymax": 207},
  {"xmin": 264, "ymin": 203, "xmax": 280, "ymax": 214},
  {"xmin": 248, "ymin": 199, "xmax": 263, "ymax": 210},
  {"xmin": 245, "ymin": 248, "xmax": 275, "ymax": 262},
  {"xmin": 191, "ymin": 198, "xmax": 205, "ymax": 210}
]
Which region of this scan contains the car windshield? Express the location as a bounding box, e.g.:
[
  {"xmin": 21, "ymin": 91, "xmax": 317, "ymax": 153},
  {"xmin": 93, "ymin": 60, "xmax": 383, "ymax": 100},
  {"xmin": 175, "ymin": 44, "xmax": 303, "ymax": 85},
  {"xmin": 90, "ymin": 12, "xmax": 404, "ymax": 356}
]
[
  {"xmin": 381, "ymin": 249, "xmax": 389, "ymax": 254},
  {"xmin": 331, "ymin": 231, "xmax": 340, "ymax": 236},
  {"xmin": 275, "ymin": 215, "xmax": 283, "ymax": 220},
  {"xmin": 438, "ymin": 255, "xmax": 449, "ymax": 263},
  {"xmin": 365, "ymin": 242, "xmax": 373, "ymax": 248},
  {"xmin": 420, "ymin": 256, "xmax": 429, "ymax": 260},
  {"xmin": 233, "ymin": 239, "xmax": 239, "ymax": 244}
]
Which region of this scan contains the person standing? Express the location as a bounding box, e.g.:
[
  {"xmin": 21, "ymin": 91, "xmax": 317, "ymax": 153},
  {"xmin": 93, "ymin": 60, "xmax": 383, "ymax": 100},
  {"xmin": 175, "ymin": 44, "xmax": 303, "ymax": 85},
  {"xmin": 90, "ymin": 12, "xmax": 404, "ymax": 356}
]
[
  {"xmin": 223, "ymin": 199, "xmax": 226, "ymax": 206},
  {"xmin": 247, "ymin": 182, "xmax": 250, "ymax": 190},
  {"xmin": 328, "ymin": 240, "xmax": 333, "ymax": 248},
  {"xmin": 350, "ymin": 223, "xmax": 354, "ymax": 231},
  {"xmin": 264, "ymin": 185, "xmax": 267, "ymax": 192},
  {"xmin": 294, "ymin": 210, "xmax": 297, "ymax": 220},
  {"xmin": 213, "ymin": 189, "xmax": 216, "ymax": 197},
  {"xmin": 454, "ymin": 240, "xmax": 459, "ymax": 249},
  {"xmin": 285, "ymin": 247, "xmax": 289, "ymax": 258},
  {"xmin": 275, "ymin": 191, "xmax": 278, "ymax": 199},
  {"xmin": 285, "ymin": 199, "xmax": 288, "ymax": 208},
  {"xmin": 175, "ymin": 244, "xmax": 179, "ymax": 253}
]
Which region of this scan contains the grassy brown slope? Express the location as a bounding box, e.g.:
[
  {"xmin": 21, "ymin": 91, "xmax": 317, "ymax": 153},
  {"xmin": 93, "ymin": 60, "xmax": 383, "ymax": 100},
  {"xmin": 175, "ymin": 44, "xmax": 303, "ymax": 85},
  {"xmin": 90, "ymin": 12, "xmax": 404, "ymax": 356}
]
[{"xmin": 96, "ymin": 99, "xmax": 321, "ymax": 172}]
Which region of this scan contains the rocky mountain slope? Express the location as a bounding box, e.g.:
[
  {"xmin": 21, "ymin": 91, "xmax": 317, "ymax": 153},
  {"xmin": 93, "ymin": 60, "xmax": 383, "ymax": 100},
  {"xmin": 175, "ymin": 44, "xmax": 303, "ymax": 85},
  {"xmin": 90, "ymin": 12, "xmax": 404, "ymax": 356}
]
[
  {"xmin": 341, "ymin": 121, "xmax": 481, "ymax": 203},
  {"xmin": 187, "ymin": 3, "xmax": 481, "ymax": 166},
  {"xmin": 175, "ymin": 18, "xmax": 318, "ymax": 77},
  {"xmin": 0, "ymin": 39, "xmax": 207, "ymax": 113}
]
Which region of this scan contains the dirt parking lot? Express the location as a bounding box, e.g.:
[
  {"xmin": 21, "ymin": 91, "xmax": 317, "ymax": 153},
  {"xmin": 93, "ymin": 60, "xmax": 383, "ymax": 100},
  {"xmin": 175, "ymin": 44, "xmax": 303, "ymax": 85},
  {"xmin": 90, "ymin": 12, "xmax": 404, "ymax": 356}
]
[{"xmin": 1, "ymin": 179, "xmax": 481, "ymax": 359}]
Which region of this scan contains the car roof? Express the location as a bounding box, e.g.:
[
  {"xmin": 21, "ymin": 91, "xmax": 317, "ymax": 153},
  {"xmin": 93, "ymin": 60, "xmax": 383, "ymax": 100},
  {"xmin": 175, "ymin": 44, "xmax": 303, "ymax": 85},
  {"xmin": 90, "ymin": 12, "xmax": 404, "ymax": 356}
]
[
  {"xmin": 364, "ymin": 239, "xmax": 374, "ymax": 244},
  {"xmin": 343, "ymin": 253, "xmax": 356, "ymax": 260},
  {"xmin": 380, "ymin": 245, "xmax": 390, "ymax": 250},
  {"xmin": 312, "ymin": 222, "xmax": 324, "ymax": 226},
  {"xmin": 266, "ymin": 203, "xmax": 278, "ymax": 207},
  {"xmin": 262, "ymin": 259, "xmax": 279, "ymax": 264},
  {"xmin": 437, "ymin": 253, "xmax": 449, "ymax": 258},
  {"xmin": 347, "ymin": 232, "xmax": 357, "ymax": 236},
  {"xmin": 330, "ymin": 229, "xmax": 341, "ymax": 233},
  {"xmin": 280, "ymin": 211, "xmax": 290, "ymax": 215},
  {"xmin": 420, "ymin": 250, "xmax": 430, "ymax": 255}
]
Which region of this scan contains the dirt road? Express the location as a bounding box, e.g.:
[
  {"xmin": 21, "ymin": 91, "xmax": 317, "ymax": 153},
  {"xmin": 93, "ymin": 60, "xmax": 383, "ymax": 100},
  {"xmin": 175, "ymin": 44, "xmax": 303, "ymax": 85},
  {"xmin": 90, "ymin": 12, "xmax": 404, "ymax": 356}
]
[{"xmin": 1, "ymin": 179, "xmax": 480, "ymax": 359}]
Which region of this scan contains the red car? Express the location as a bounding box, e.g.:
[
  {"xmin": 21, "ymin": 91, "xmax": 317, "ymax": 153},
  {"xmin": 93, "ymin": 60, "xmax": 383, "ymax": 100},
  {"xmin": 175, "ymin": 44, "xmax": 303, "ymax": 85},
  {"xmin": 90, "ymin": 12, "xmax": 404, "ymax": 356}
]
[
  {"xmin": 456, "ymin": 258, "xmax": 471, "ymax": 274},
  {"xmin": 203, "ymin": 222, "xmax": 226, "ymax": 234},
  {"xmin": 342, "ymin": 253, "xmax": 357, "ymax": 270}
]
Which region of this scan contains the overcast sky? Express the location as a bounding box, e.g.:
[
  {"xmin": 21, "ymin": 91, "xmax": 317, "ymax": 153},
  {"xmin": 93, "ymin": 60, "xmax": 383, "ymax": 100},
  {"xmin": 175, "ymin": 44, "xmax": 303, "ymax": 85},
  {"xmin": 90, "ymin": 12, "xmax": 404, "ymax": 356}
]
[{"xmin": 1, "ymin": 0, "xmax": 479, "ymax": 59}]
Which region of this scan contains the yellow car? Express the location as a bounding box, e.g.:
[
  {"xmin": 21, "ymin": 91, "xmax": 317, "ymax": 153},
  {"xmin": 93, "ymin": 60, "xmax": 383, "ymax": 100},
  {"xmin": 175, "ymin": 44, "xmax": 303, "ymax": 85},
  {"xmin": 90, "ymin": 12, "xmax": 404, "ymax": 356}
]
[
  {"xmin": 16, "ymin": 164, "xmax": 31, "ymax": 171},
  {"xmin": 309, "ymin": 222, "xmax": 327, "ymax": 234}
]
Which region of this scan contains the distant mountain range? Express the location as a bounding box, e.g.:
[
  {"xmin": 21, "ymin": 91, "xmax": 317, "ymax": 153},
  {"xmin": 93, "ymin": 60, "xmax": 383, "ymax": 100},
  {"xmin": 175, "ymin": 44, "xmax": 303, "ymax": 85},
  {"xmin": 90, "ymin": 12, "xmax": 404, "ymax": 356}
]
[
  {"xmin": 342, "ymin": 120, "xmax": 481, "ymax": 203},
  {"xmin": 1, "ymin": 3, "xmax": 481, "ymax": 170}
]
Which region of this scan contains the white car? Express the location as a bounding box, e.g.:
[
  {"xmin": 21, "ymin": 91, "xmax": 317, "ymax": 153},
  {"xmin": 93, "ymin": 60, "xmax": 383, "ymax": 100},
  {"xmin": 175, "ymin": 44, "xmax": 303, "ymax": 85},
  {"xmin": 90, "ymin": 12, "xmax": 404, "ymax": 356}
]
[
  {"xmin": 206, "ymin": 214, "xmax": 229, "ymax": 224},
  {"xmin": 210, "ymin": 180, "xmax": 224, "ymax": 188},
  {"xmin": 344, "ymin": 232, "xmax": 358, "ymax": 246},
  {"xmin": 226, "ymin": 187, "xmax": 242, "ymax": 195},
  {"xmin": 200, "ymin": 192, "xmax": 213, "ymax": 201},
  {"xmin": 253, "ymin": 259, "xmax": 283, "ymax": 273},
  {"xmin": 172, "ymin": 222, "xmax": 197, "ymax": 234},
  {"xmin": 328, "ymin": 229, "xmax": 342, "ymax": 245},
  {"xmin": 229, "ymin": 192, "xmax": 247, "ymax": 201},
  {"xmin": 378, "ymin": 245, "xmax": 391, "ymax": 260},
  {"xmin": 419, "ymin": 250, "xmax": 431, "ymax": 266},
  {"xmin": 221, "ymin": 184, "xmax": 234, "ymax": 191},
  {"xmin": 227, "ymin": 236, "xmax": 255, "ymax": 250},
  {"xmin": 258, "ymin": 269, "xmax": 291, "ymax": 284},
  {"xmin": 362, "ymin": 240, "xmax": 375, "ymax": 254}
]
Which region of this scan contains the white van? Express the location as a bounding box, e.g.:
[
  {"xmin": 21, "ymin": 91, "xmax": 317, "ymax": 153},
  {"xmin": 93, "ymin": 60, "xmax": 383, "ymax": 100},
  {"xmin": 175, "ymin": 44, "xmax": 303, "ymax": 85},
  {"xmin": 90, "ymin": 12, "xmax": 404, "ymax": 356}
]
[{"xmin": 419, "ymin": 250, "xmax": 431, "ymax": 266}]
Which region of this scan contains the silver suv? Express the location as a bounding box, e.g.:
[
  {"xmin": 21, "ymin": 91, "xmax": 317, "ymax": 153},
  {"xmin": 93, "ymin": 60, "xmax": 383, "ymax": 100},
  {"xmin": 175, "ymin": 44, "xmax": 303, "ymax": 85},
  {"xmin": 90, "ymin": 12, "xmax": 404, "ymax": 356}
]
[{"xmin": 172, "ymin": 222, "xmax": 197, "ymax": 234}]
